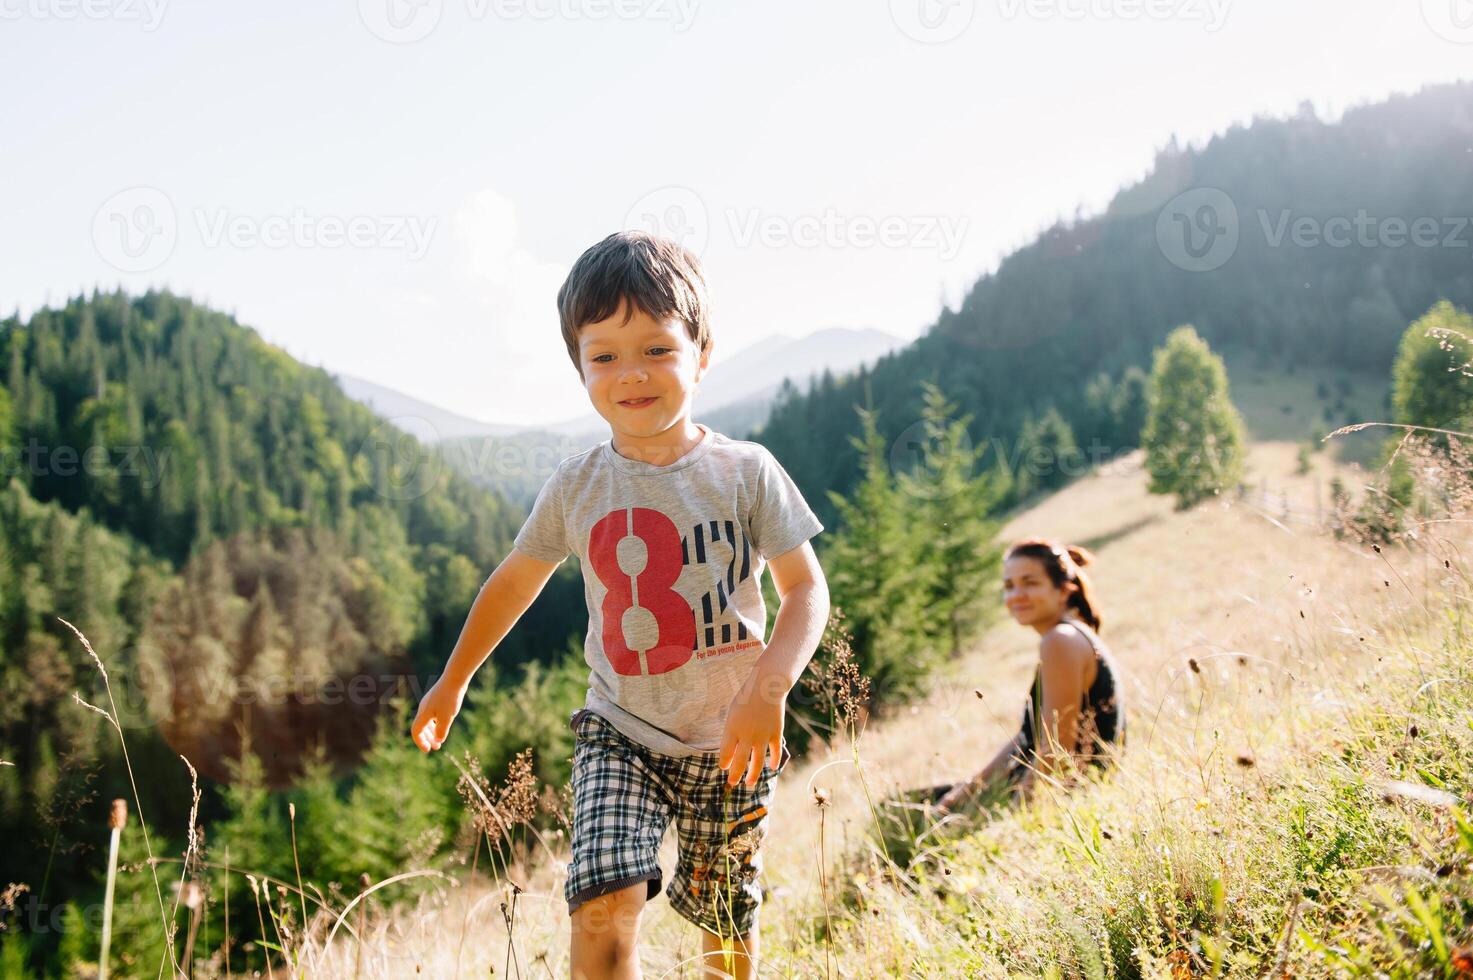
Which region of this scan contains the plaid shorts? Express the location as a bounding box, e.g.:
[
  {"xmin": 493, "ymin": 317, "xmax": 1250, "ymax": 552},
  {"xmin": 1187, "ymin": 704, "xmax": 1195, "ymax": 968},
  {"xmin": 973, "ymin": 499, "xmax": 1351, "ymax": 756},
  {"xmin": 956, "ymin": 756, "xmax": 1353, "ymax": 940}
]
[{"xmin": 563, "ymin": 707, "xmax": 792, "ymax": 937}]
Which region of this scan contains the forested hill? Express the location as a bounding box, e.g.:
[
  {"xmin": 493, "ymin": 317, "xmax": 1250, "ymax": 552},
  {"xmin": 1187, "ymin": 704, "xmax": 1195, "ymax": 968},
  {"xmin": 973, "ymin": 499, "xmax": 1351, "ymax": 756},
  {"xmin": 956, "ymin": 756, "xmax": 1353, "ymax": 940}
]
[
  {"xmin": 757, "ymin": 80, "xmax": 1473, "ymax": 530},
  {"xmin": 0, "ymin": 290, "xmax": 582, "ymax": 787}
]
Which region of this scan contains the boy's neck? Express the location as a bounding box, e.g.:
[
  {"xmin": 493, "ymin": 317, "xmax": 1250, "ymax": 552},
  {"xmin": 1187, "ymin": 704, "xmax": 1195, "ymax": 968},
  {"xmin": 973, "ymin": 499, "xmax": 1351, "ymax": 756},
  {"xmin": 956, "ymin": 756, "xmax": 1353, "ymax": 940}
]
[{"xmin": 609, "ymin": 418, "xmax": 708, "ymax": 467}]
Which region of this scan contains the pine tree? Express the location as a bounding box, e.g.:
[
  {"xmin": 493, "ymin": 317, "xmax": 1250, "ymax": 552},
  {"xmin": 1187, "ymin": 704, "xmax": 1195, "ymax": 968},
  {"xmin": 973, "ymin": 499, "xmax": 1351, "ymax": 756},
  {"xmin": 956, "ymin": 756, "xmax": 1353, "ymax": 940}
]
[
  {"xmin": 1112, "ymin": 365, "xmax": 1150, "ymax": 450},
  {"xmin": 0, "ymin": 385, "xmax": 13, "ymax": 454},
  {"xmin": 5, "ymin": 332, "xmax": 25, "ymax": 429},
  {"xmin": 821, "ymin": 405, "xmax": 940, "ymax": 707},
  {"xmin": 56, "ymin": 903, "xmax": 93, "ymax": 976},
  {"xmin": 1391, "ymin": 300, "xmax": 1473, "ymax": 436},
  {"xmin": 1013, "ymin": 407, "xmax": 1079, "ymax": 500},
  {"xmin": 894, "ymin": 382, "xmax": 1005, "ymax": 660},
  {"xmin": 1083, "ymin": 372, "xmax": 1116, "ymax": 445},
  {"xmin": 0, "ymin": 928, "xmax": 36, "ymax": 979},
  {"xmin": 335, "ymin": 699, "xmax": 458, "ymax": 884},
  {"xmin": 287, "ymin": 741, "xmax": 351, "ymax": 885},
  {"xmin": 465, "ymin": 648, "xmax": 586, "ymax": 791},
  {"xmin": 1142, "ymin": 326, "xmax": 1247, "ymax": 509},
  {"xmin": 216, "ymin": 731, "xmax": 288, "ymax": 879}
]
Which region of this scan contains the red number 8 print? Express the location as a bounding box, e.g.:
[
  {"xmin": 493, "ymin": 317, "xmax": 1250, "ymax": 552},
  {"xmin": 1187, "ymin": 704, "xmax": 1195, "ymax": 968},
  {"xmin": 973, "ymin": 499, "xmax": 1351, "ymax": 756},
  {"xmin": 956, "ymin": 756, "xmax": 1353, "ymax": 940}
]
[{"xmin": 588, "ymin": 507, "xmax": 695, "ymax": 676}]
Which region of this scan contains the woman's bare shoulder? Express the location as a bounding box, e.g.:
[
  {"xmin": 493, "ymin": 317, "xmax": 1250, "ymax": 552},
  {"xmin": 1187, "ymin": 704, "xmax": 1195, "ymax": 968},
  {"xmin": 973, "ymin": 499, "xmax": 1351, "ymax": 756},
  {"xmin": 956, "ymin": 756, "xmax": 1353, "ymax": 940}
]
[{"xmin": 1039, "ymin": 622, "xmax": 1094, "ymax": 665}]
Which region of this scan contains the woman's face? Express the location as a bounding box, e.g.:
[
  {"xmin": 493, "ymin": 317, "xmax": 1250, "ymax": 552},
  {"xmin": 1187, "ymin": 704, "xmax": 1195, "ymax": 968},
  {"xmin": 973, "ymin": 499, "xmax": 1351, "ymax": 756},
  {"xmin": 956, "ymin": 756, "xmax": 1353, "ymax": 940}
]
[{"xmin": 1003, "ymin": 553, "xmax": 1073, "ymax": 628}]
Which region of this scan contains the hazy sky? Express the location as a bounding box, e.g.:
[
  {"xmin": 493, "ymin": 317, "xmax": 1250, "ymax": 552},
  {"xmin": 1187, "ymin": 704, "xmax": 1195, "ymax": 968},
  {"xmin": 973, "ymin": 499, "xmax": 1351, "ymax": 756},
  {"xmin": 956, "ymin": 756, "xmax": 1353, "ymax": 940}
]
[{"xmin": 3, "ymin": 0, "xmax": 1470, "ymax": 428}]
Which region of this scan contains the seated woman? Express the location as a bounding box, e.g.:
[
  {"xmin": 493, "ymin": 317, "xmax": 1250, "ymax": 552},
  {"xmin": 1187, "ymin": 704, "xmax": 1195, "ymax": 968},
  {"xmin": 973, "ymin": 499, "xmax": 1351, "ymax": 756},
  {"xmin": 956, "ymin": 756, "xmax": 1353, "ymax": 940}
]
[{"xmin": 932, "ymin": 538, "xmax": 1124, "ymax": 817}]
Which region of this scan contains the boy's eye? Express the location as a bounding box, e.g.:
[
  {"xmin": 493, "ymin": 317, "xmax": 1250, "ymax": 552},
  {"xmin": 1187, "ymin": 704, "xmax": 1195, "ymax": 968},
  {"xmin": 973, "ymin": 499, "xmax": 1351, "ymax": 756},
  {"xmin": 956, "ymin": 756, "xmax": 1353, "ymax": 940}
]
[{"xmin": 592, "ymin": 348, "xmax": 672, "ymax": 364}]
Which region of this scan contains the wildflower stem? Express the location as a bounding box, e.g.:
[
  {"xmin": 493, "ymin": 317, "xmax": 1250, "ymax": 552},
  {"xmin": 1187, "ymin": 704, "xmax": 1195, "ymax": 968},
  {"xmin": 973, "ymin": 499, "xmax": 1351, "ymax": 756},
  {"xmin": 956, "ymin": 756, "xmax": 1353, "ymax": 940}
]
[
  {"xmin": 816, "ymin": 801, "xmax": 833, "ymax": 980},
  {"xmin": 100, "ymin": 799, "xmax": 125, "ymax": 980},
  {"xmin": 60, "ymin": 617, "xmax": 181, "ymax": 978}
]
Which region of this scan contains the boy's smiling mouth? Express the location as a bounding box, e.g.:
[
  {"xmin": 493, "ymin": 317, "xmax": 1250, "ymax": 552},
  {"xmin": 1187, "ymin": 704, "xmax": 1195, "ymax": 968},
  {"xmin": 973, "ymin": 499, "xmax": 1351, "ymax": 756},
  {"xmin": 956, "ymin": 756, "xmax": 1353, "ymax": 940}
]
[{"xmin": 619, "ymin": 396, "xmax": 658, "ymax": 408}]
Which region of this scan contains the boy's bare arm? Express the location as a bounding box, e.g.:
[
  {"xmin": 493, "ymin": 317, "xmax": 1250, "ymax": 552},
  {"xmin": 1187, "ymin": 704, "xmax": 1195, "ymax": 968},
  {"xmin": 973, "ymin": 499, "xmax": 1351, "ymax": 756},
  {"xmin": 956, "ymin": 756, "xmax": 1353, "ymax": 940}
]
[
  {"xmin": 719, "ymin": 540, "xmax": 829, "ymax": 787},
  {"xmin": 752, "ymin": 541, "xmax": 829, "ymax": 693},
  {"xmin": 410, "ymin": 548, "xmax": 563, "ymax": 752}
]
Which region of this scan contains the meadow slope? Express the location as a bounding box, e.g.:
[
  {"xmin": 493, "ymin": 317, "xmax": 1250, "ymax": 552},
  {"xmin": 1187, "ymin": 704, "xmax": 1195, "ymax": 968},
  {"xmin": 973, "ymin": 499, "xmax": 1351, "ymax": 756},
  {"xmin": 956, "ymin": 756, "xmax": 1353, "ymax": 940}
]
[{"xmin": 312, "ymin": 438, "xmax": 1470, "ymax": 977}]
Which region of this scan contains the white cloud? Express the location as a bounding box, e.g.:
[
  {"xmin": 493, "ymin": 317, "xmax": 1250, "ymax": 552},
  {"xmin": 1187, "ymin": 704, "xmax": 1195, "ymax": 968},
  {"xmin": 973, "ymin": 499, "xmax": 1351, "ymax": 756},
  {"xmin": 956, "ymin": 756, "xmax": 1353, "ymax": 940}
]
[
  {"xmin": 453, "ymin": 187, "xmax": 569, "ymax": 362},
  {"xmin": 402, "ymin": 186, "xmax": 592, "ymax": 427}
]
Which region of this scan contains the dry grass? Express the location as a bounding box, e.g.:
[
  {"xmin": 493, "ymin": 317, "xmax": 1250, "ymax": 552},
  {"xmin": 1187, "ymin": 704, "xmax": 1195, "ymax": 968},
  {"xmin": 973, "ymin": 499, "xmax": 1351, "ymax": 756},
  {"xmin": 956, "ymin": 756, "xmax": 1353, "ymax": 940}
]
[
  {"xmin": 49, "ymin": 434, "xmax": 1446, "ymax": 976},
  {"xmin": 282, "ymin": 438, "xmax": 1473, "ymax": 978}
]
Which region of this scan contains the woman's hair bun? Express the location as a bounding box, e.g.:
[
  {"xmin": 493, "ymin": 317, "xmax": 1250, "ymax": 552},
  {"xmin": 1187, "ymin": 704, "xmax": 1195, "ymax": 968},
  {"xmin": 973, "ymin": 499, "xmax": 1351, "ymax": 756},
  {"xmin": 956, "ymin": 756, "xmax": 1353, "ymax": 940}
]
[{"xmin": 1065, "ymin": 545, "xmax": 1093, "ymax": 567}]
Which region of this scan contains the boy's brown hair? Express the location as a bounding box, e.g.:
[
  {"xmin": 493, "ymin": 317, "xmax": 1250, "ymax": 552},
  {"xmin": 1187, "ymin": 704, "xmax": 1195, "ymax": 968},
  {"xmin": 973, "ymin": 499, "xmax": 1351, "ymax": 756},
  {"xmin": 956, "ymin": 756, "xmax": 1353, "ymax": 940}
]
[{"xmin": 556, "ymin": 230, "xmax": 712, "ymax": 379}]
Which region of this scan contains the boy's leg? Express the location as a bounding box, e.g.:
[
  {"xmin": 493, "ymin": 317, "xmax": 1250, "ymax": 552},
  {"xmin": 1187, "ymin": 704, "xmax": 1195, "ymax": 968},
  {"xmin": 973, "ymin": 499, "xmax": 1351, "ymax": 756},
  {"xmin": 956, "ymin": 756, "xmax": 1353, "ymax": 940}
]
[
  {"xmin": 571, "ymin": 881, "xmax": 648, "ymax": 980},
  {"xmin": 698, "ymin": 925, "xmax": 758, "ymax": 979},
  {"xmin": 564, "ymin": 711, "xmax": 677, "ymax": 979},
  {"xmin": 666, "ymin": 739, "xmax": 790, "ymax": 969}
]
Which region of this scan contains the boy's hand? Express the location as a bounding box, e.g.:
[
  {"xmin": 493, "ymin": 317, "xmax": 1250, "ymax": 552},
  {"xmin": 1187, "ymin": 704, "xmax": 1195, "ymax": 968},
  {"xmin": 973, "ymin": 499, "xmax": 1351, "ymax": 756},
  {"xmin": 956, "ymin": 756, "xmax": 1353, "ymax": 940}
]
[
  {"xmin": 718, "ymin": 675, "xmax": 786, "ymax": 789},
  {"xmin": 411, "ymin": 676, "xmax": 467, "ymax": 753}
]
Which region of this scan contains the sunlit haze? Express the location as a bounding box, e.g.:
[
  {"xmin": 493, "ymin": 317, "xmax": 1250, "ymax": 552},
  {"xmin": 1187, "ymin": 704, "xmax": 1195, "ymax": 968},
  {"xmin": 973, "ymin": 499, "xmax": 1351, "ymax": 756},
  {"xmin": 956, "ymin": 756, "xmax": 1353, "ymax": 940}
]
[{"xmin": 4, "ymin": 0, "xmax": 1469, "ymax": 427}]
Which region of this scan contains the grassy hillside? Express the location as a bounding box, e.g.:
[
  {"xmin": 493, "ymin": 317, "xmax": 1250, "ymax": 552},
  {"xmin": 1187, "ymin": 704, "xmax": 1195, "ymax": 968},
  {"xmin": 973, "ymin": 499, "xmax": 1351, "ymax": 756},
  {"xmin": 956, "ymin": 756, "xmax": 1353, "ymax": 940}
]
[
  {"xmin": 292, "ymin": 437, "xmax": 1469, "ymax": 976},
  {"xmin": 757, "ymin": 81, "xmax": 1473, "ymax": 536},
  {"xmin": 1223, "ymin": 352, "xmax": 1383, "ymax": 436}
]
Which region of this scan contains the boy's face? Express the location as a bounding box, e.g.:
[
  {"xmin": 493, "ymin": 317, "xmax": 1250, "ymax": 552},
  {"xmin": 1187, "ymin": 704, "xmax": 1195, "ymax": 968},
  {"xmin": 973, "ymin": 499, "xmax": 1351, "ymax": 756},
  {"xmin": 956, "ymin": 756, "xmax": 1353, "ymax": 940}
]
[{"xmin": 577, "ymin": 297, "xmax": 711, "ymax": 440}]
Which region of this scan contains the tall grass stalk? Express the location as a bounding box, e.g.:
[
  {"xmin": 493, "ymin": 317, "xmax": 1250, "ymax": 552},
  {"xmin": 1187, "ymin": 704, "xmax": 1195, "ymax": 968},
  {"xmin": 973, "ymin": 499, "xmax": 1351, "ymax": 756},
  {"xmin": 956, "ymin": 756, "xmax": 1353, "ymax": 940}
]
[
  {"xmin": 99, "ymin": 799, "xmax": 125, "ymax": 980},
  {"xmin": 62, "ymin": 617, "xmax": 182, "ymax": 977}
]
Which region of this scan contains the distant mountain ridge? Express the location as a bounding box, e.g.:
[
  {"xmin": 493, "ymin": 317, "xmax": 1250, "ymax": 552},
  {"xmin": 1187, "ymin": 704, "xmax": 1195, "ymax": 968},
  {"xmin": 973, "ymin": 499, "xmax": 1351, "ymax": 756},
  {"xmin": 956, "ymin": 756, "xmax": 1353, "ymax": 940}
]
[
  {"xmin": 754, "ymin": 79, "xmax": 1473, "ymax": 534},
  {"xmin": 416, "ymin": 325, "xmax": 908, "ymax": 506},
  {"xmin": 332, "ymin": 371, "xmax": 522, "ymax": 442},
  {"xmin": 333, "ymin": 326, "xmax": 908, "ymax": 446}
]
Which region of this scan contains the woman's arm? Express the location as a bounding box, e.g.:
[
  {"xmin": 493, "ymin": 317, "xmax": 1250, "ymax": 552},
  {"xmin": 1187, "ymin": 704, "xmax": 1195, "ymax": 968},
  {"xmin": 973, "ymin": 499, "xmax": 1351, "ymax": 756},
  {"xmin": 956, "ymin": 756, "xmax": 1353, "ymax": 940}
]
[
  {"xmin": 934, "ymin": 730, "xmax": 1025, "ymax": 813},
  {"xmin": 1026, "ymin": 628, "xmax": 1093, "ymax": 783},
  {"xmin": 943, "ymin": 629, "xmax": 1094, "ymax": 810}
]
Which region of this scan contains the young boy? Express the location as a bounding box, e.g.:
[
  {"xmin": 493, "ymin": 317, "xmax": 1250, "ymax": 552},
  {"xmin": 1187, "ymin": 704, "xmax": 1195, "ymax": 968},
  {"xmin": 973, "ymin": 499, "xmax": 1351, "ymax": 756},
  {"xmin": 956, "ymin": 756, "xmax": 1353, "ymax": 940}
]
[{"xmin": 410, "ymin": 230, "xmax": 830, "ymax": 979}]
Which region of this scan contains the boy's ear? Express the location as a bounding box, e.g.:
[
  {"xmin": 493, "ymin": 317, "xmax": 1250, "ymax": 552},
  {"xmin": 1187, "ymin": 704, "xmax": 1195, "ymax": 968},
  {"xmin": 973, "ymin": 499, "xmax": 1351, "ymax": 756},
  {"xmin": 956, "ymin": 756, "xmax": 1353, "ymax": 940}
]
[{"xmin": 696, "ymin": 337, "xmax": 713, "ymax": 382}]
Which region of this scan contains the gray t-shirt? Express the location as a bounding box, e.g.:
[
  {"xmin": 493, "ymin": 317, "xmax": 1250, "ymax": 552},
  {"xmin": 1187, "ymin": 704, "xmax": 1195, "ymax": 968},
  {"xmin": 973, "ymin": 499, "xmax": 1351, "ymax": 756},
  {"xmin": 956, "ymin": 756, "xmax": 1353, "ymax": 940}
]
[{"xmin": 512, "ymin": 423, "xmax": 824, "ymax": 757}]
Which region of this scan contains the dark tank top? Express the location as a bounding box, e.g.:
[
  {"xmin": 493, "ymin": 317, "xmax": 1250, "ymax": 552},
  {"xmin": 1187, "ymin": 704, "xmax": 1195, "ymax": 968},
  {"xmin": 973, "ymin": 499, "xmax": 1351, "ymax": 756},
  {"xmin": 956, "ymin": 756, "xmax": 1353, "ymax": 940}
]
[{"xmin": 1011, "ymin": 617, "xmax": 1124, "ymax": 779}]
